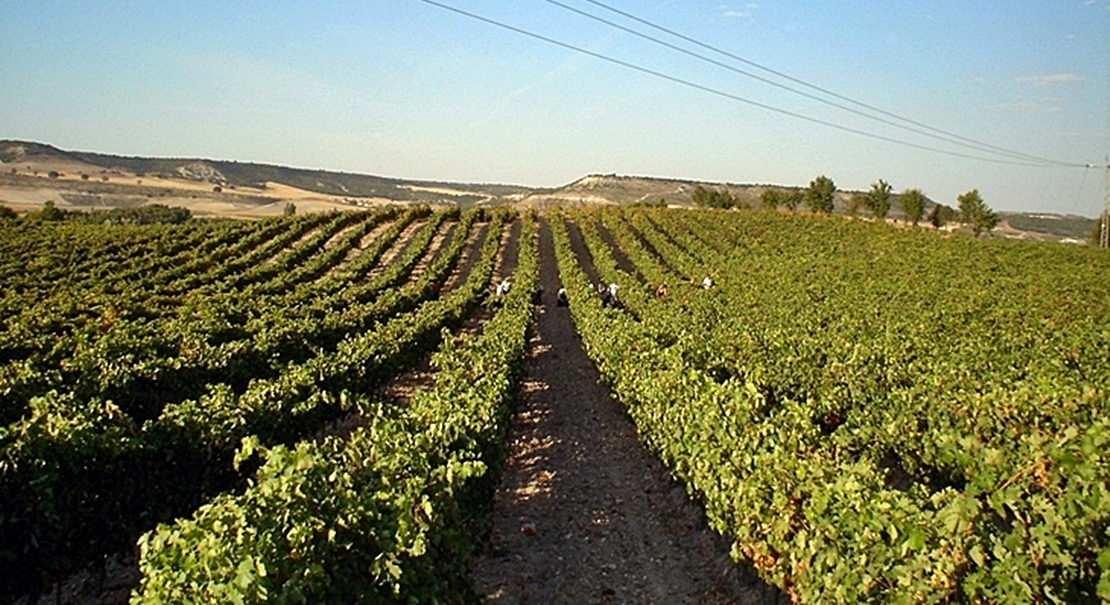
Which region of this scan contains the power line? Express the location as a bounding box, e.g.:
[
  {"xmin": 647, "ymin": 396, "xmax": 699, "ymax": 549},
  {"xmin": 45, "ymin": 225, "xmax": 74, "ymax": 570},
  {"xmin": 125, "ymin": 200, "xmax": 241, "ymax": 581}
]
[
  {"xmin": 1067, "ymin": 164, "xmax": 1090, "ymax": 216},
  {"xmin": 552, "ymin": 0, "xmax": 1083, "ymax": 167},
  {"xmin": 415, "ymin": 0, "xmax": 1074, "ymax": 167},
  {"xmin": 1098, "ymin": 160, "xmax": 1110, "ymax": 247},
  {"xmin": 575, "ymin": 0, "xmax": 1086, "ymax": 169}
]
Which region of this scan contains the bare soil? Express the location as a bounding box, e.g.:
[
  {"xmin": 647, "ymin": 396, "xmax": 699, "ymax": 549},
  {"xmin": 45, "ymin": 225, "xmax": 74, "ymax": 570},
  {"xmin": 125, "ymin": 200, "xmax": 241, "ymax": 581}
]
[
  {"xmin": 468, "ymin": 220, "xmax": 783, "ymax": 604},
  {"xmin": 0, "ymin": 168, "xmax": 402, "ymax": 218}
]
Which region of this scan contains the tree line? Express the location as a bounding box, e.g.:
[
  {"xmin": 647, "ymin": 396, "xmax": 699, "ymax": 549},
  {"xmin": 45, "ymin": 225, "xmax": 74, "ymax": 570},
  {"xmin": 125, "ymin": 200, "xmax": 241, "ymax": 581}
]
[
  {"xmin": 0, "ymin": 201, "xmax": 193, "ymax": 225},
  {"xmin": 690, "ymin": 174, "xmax": 1000, "ymax": 237}
]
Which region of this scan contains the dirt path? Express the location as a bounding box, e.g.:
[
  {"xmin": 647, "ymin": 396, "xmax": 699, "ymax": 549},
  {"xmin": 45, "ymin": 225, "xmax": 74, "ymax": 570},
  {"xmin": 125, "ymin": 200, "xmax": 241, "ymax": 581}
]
[{"xmin": 469, "ymin": 219, "xmax": 782, "ymax": 604}]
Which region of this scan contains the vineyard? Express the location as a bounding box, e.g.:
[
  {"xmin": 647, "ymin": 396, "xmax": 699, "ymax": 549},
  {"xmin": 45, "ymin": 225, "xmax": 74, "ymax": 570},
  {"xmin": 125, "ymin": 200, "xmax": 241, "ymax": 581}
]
[
  {"xmin": 554, "ymin": 208, "xmax": 1110, "ymax": 603},
  {"xmin": 0, "ymin": 206, "xmax": 535, "ymax": 603},
  {"xmin": 0, "ymin": 206, "xmax": 1107, "ymax": 602}
]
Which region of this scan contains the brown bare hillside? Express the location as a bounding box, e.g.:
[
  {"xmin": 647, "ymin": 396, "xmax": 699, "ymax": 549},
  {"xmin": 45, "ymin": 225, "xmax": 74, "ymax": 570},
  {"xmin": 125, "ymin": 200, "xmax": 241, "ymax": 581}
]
[{"xmin": 1, "ymin": 140, "xmax": 1094, "ymax": 240}]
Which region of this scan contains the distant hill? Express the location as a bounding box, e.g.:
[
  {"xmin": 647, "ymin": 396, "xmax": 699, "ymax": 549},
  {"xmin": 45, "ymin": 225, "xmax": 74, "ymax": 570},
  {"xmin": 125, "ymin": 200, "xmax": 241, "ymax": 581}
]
[
  {"xmin": 518, "ymin": 173, "xmax": 931, "ymax": 213},
  {"xmin": 517, "ymin": 174, "xmax": 707, "ymax": 208},
  {"xmin": 0, "ymin": 140, "xmax": 531, "ymax": 206},
  {"xmin": 524, "ymin": 174, "xmax": 1097, "ymax": 242},
  {"xmin": 996, "ymin": 212, "xmax": 1097, "ymax": 243},
  {"xmin": 0, "ymin": 140, "xmax": 1096, "ymax": 241}
]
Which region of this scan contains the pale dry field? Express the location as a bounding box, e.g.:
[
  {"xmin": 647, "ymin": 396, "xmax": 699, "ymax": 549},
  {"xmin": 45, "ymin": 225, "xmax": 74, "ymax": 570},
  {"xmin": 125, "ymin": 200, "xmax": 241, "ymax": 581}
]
[{"xmin": 0, "ymin": 157, "xmax": 400, "ymax": 219}]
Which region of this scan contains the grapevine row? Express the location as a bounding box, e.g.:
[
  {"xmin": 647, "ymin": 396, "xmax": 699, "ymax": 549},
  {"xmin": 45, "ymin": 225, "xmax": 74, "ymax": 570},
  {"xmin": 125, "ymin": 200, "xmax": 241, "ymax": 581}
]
[
  {"xmin": 0, "ymin": 208, "xmax": 505, "ymax": 599},
  {"xmin": 133, "ymin": 214, "xmax": 537, "ymax": 602},
  {"xmin": 556, "ymin": 208, "xmax": 1110, "ymax": 602}
]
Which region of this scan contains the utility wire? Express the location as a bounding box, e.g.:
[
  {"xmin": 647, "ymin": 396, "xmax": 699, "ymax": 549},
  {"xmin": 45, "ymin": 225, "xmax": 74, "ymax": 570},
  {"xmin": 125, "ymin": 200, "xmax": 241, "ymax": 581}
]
[
  {"xmin": 416, "ymin": 0, "xmax": 1069, "ymax": 167},
  {"xmin": 576, "ymin": 0, "xmax": 1086, "ymax": 169},
  {"xmin": 546, "ymin": 0, "xmax": 1083, "ymax": 167},
  {"xmin": 1067, "ymin": 164, "xmax": 1090, "ymax": 215}
]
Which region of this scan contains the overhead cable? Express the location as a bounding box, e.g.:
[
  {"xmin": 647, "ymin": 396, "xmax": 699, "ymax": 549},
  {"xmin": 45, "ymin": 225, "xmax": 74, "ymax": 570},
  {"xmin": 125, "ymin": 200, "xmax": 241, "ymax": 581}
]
[
  {"xmin": 415, "ymin": 0, "xmax": 1077, "ymax": 168},
  {"xmin": 547, "ymin": 0, "xmax": 1082, "ymax": 168}
]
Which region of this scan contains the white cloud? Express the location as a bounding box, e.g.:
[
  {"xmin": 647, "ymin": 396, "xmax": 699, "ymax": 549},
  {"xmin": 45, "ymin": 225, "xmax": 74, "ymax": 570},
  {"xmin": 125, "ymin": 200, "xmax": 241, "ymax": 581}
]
[
  {"xmin": 985, "ymin": 100, "xmax": 1062, "ymax": 114},
  {"xmin": 1014, "ymin": 73, "xmax": 1084, "ymax": 86},
  {"xmin": 1054, "ymin": 130, "xmax": 1110, "ymax": 140},
  {"xmin": 721, "ymin": 3, "xmax": 759, "ymax": 20}
]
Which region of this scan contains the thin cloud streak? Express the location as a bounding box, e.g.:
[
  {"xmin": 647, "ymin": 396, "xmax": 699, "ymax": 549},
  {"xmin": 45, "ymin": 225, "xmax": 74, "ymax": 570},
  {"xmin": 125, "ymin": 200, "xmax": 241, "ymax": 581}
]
[
  {"xmin": 720, "ymin": 3, "xmax": 759, "ymax": 20},
  {"xmin": 1014, "ymin": 73, "xmax": 1084, "ymax": 86},
  {"xmin": 985, "ymin": 100, "xmax": 1062, "ymax": 114}
]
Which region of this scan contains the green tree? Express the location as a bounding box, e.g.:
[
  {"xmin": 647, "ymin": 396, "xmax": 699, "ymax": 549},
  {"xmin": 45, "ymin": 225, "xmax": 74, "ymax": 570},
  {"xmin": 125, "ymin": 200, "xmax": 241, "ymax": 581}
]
[
  {"xmin": 284, "ymin": 202, "xmax": 297, "ymax": 216},
  {"xmin": 0, "ymin": 205, "xmax": 17, "ymax": 220},
  {"xmin": 784, "ymin": 189, "xmax": 804, "ymax": 212},
  {"xmin": 866, "ymin": 179, "xmax": 892, "ymax": 220},
  {"xmin": 957, "ymin": 189, "xmax": 999, "ymax": 237},
  {"xmin": 760, "ymin": 189, "xmax": 781, "ymax": 211},
  {"xmin": 929, "ymin": 204, "xmax": 955, "ymax": 229},
  {"xmin": 86, "ymin": 204, "xmax": 191, "ymax": 225},
  {"xmin": 40, "ymin": 200, "xmax": 63, "ymax": 221},
  {"xmin": 714, "ymin": 187, "xmax": 735, "ymax": 209},
  {"xmin": 692, "ymin": 185, "xmax": 711, "ymax": 207},
  {"xmin": 805, "ymin": 175, "xmax": 836, "ymax": 214},
  {"xmin": 692, "ymin": 185, "xmax": 736, "ymax": 209},
  {"xmin": 900, "ymin": 188, "xmax": 926, "ymax": 226},
  {"xmin": 846, "ymin": 192, "xmax": 866, "ymax": 217}
]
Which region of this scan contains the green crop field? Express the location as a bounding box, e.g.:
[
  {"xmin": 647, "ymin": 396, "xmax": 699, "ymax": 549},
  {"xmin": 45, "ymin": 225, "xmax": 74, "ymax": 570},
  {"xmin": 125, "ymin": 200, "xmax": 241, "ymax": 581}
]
[
  {"xmin": 0, "ymin": 207, "xmax": 534, "ymax": 602},
  {"xmin": 0, "ymin": 206, "xmax": 1106, "ymax": 603},
  {"xmin": 556, "ymin": 207, "xmax": 1109, "ymax": 603}
]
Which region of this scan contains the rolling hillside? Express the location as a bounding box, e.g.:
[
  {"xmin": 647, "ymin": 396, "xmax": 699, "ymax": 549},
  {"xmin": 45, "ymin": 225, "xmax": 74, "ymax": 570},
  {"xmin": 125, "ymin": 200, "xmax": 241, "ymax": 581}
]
[{"xmin": 0, "ymin": 140, "xmax": 1097, "ymax": 240}]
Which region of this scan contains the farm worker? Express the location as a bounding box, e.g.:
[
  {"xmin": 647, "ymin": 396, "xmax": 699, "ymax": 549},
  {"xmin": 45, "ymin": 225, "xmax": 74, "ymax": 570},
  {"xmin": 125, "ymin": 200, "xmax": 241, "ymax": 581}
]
[
  {"xmin": 702, "ymin": 275, "xmax": 714, "ymax": 290},
  {"xmin": 600, "ymin": 286, "xmax": 613, "ymax": 307},
  {"xmin": 600, "ymin": 282, "xmax": 618, "ymax": 308},
  {"xmin": 496, "ymin": 279, "xmax": 511, "ymax": 297},
  {"xmin": 556, "ymin": 287, "xmax": 568, "ymax": 307},
  {"xmin": 655, "ymin": 283, "xmax": 667, "ymax": 298}
]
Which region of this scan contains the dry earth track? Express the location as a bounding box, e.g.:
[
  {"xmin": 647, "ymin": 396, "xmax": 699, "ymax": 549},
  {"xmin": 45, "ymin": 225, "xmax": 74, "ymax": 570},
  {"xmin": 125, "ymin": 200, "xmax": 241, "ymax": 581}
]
[{"xmin": 468, "ymin": 219, "xmax": 784, "ymax": 604}]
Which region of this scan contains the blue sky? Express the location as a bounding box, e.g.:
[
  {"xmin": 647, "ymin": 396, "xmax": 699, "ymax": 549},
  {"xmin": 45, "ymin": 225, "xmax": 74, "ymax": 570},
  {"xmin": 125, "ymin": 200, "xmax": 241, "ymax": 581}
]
[{"xmin": 2, "ymin": 1, "xmax": 1107, "ymax": 215}]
